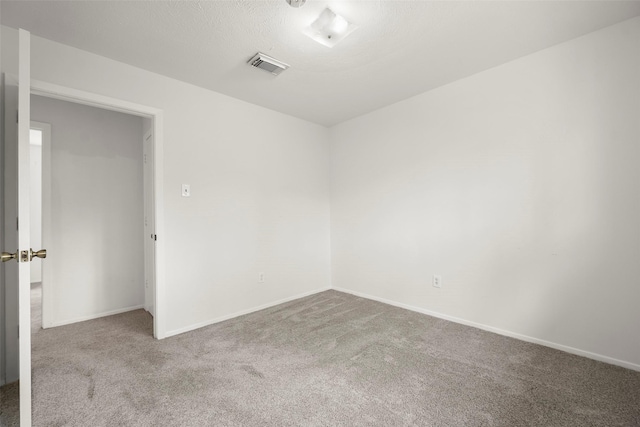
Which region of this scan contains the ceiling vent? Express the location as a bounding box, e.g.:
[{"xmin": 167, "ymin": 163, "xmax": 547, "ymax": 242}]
[{"xmin": 248, "ymin": 52, "xmax": 289, "ymax": 76}]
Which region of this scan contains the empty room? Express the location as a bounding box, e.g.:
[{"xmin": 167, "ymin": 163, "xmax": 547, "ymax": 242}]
[{"xmin": 1, "ymin": 1, "xmax": 639, "ymax": 426}]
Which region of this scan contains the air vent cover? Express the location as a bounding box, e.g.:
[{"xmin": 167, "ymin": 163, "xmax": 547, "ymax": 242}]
[{"xmin": 248, "ymin": 52, "xmax": 289, "ymax": 76}]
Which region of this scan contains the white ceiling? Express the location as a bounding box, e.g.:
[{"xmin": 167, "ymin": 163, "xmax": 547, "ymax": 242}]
[{"xmin": 2, "ymin": 0, "xmax": 640, "ymax": 127}]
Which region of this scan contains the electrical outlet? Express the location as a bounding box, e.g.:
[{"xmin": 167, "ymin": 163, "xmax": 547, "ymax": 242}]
[
  {"xmin": 258, "ymin": 272, "xmax": 265, "ymax": 283},
  {"xmin": 433, "ymin": 275, "xmax": 442, "ymax": 288}
]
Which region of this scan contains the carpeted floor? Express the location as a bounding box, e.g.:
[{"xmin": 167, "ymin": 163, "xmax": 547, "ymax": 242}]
[
  {"xmin": 0, "ymin": 380, "xmax": 19, "ymax": 427},
  {"xmin": 2, "ymin": 287, "xmax": 640, "ymax": 426}
]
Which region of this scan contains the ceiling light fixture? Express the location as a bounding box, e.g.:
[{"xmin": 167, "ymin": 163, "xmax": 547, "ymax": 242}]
[
  {"xmin": 303, "ymin": 8, "xmax": 357, "ymax": 48},
  {"xmin": 286, "ymin": 0, "xmax": 306, "ymax": 8}
]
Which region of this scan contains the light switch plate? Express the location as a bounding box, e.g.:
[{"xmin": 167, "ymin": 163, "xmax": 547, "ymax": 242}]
[{"xmin": 182, "ymin": 184, "xmax": 190, "ymax": 197}]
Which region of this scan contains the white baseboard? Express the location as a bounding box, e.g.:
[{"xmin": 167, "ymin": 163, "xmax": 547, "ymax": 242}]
[
  {"xmin": 332, "ymin": 286, "xmax": 640, "ymax": 372},
  {"xmin": 164, "ymin": 287, "xmax": 332, "ymax": 339},
  {"xmin": 45, "ymin": 305, "xmax": 145, "ymax": 329}
]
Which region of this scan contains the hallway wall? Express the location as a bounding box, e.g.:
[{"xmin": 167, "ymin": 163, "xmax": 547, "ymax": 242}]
[{"xmin": 31, "ymin": 95, "xmax": 145, "ymax": 326}]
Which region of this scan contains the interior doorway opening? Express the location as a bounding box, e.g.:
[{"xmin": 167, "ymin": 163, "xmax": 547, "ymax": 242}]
[
  {"xmin": 29, "ymin": 79, "xmax": 165, "ymax": 340},
  {"xmin": 29, "ymin": 98, "xmax": 155, "ymax": 334}
]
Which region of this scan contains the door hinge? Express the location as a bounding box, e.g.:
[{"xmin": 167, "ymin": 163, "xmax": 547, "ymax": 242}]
[
  {"xmin": 151, "ymin": 234, "xmax": 157, "ymax": 241},
  {"xmin": 17, "ymin": 325, "xmax": 19, "ymax": 338},
  {"xmin": 16, "ymin": 217, "xmax": 19, "ymax": 230},
  {"xmin": 16, "ymin": 110, "xmax": 19, "ymax": 123}
]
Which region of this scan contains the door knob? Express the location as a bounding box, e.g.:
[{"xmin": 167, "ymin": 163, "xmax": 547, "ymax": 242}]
[
  {"xmin": 30, "ymin": 248, "xmax": 47, "ymax": 261},
  {"xmin": 1, "ymin": 251, "xmax": 18, "ymax": 263}
]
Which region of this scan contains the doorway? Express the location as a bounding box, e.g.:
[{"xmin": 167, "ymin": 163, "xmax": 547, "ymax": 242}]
[
  {"xmin": 30, "ymin": 96, "xmax": 155, "ymax": 332},
  {"xmin": 30, "ymin": 78, "xmax": 166, "ymax": 340}
]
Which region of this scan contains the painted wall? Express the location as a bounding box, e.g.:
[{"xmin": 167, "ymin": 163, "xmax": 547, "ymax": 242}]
[
  {"xmin": 1, "ymin": 25, "xmax": 332, "ymax": 337},
  {"xmin": 29, "ymin": 136, "xmax": 42, "ymax": 283},
  {"xmin": 330, "ymin": 17, "xmax": 640, "ymax": 368},
  {"xmin": 31, "ymin": 95, "xmax": 145, "ymax": 326}
]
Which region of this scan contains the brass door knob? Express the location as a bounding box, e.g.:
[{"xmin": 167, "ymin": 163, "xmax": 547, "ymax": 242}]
[
  {"xmin": 1, "ymin": 251, "xmax": 18, "ymax": 263},
  {"xmin": 30, "ymin": 249, "xmax": 47, "ymax": 261}
]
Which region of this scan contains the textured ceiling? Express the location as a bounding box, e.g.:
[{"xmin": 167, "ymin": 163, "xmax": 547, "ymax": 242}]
[{"xmin": 2, "ymin": 0, "xmax": 640, "ymax": 126}]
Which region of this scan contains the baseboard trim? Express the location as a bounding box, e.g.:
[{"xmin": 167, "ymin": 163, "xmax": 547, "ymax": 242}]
[
  {"xmin": 46, "ymin": 305, "xmax": 145, "ymax": 328},
  {"xmin": 164, "ymin": 287, "xmax": 332, "ymax": 339},
  {"xmin": 332, "ymin": 286, "xmax": 640, "ymax": 372}
]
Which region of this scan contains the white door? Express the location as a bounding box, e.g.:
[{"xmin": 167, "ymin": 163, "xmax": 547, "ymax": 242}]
[{"xmin": 2, "ymin": 29, "xmax": 39, "ymax": 426}]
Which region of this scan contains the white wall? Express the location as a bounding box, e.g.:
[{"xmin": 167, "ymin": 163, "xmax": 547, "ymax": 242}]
[
  {"xmin": 1, "ymin": 25, "xmax": 332, "ymax": 336},
  {"xmin": 330, "ymin": 17, "xmax": 640, "ymax": 368},
  {"xmin": 29, "ymin": 135, "xmax": 42, "ymax": 283},
  {"xmin": 30, "ymin": 95, "xmax": 145, "ymax": 325}
]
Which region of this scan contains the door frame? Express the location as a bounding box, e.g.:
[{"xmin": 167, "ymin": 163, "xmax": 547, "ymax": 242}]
[{"xmin": 30, "ymin": 79, "xmax": 167, "ymax": 339}]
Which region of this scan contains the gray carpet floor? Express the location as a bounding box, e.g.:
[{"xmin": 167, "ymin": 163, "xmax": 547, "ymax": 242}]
[
  {"xmin": 0, "ymin": 380, "xmax": 19, "ymax": 427},
  {"xmin": 2, "ymin": 286, "xmax": 640, "ymax": 426}
]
